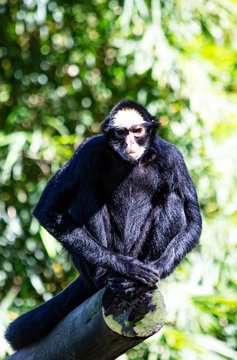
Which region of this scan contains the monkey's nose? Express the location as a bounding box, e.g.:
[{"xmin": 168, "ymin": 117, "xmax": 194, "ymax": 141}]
[{"xmin": 125, "ymin": 134, "xmax": 135, "ymax": 148}]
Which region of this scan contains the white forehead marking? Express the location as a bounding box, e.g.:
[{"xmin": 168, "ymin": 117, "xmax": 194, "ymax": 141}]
[{"xmin": 112, "ymin": 108, "xmax": 146, "ymax": 128}]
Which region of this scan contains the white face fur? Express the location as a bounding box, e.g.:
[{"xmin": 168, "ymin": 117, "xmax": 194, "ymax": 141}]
[
  {"xmin": 112, "ymin": 108, "xmax": 147, "ymax": 162},
  {"xmin": 112, "ymin": 108, "xmax": 146, "ymax": 128}
]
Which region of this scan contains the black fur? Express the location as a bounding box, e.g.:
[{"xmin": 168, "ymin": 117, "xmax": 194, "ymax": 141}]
[{"xmin": 5, "ymin": 100, "xmax": 202, "ymax": 350}]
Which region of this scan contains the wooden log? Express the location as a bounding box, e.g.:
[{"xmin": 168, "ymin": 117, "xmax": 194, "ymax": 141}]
[{"xmin": 7, "ymin": 287, "xmax": 166, "ymax": 360}]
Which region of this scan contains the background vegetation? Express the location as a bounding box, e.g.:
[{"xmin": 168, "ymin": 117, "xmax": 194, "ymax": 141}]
[{"xmin": 0, "ymin": 0, "xmax": 237, "ymax": 359}]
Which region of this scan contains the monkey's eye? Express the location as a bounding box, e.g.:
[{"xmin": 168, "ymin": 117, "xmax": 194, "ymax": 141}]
[
  {"xmin": 114, "ymin": 129, "xmax": 127, "ymax": 139},
  {"xmin": 133, "ymin": 126, "xmax": 145, "ymax": 137}
]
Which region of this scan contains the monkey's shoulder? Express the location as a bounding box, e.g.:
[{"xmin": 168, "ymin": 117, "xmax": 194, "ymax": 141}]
[
  {"xmin": 69, "ymin": 135, "xmax": 105, "ymax": 166},
  {"xmin": 74, "ymin": 135, "xmax": 106, "ymax": 157},
  {"xmin": 153, "ymin": 136, "xmax": 185, "ymax": 168},
  {"xmin": 50, "ymin": 135, "xmax": 106, "ymax": 187}
]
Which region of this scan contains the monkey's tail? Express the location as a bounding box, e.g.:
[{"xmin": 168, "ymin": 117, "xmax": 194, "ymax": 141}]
[{"xmin": 5, "ymin": 277, "xmax": 95, "ymax": 351}]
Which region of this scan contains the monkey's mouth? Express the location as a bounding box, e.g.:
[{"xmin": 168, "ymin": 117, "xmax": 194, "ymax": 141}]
[
  {"xmin": 126, "ymin": 152, "xmax": 137, "ymax": 157},
  {"xmin": 124, "ymin": 152, "xmax": 140, "ymax": 161},
  {"xmin": 117, "ymin": 149, "xmax": 137, "ymax": 161}
]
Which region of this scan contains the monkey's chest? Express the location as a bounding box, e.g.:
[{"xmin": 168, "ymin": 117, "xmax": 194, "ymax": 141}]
[{"xmin": 107, "ymin": 174, "xmax": 156, "ymax": 255}]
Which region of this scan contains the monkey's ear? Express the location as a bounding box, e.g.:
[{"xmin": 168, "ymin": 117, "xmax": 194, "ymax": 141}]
[
  {"xmin": 152, "ymin": 117, "xmax": 160, "ymax": 129},
  {"xmin": 100, "ymin": 117, "xmax": 112, "ymax": 134}
]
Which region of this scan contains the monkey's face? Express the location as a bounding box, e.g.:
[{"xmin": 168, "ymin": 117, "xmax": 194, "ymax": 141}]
[
  {"xmin": 111, "ymin": 109, "xmax": 149, "ymax": 162},
  {"xmin": 113, "ymin": 124, "xmax": 148, "ymax": 161}
]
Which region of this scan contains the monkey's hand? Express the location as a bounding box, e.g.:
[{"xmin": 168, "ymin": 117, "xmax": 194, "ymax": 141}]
[
  {"xmin": 115, "ymin": 256, "xmax": 160, "ymax": 287},
  {"xmin": 107, "ymin": 276, "xmax": 149, "ymax": 300}
]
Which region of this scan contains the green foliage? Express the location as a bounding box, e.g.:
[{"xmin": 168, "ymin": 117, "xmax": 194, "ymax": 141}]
[{"xmin": 0, "ymin": 0, "xmax": 237, "ymax": 358}]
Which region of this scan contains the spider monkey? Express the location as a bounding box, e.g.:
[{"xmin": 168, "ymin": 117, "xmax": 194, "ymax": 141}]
[{"xmin": 5, "ymin": 100, "xmax": 202, "ymax": 350}]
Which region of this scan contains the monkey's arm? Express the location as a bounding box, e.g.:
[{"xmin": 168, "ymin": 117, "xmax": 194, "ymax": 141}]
[
  {"xmin": 152, "ymin": 150, "xmax": 202, "ymax": 279},
  {"xmin": 33, "ymin": 140, "xmax": 158, "ymax": 286}
]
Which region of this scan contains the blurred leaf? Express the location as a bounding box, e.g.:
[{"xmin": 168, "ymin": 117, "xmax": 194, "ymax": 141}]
[{"xmin": 40, "ymin": 227, "xmax": 61, "ymax": 259}]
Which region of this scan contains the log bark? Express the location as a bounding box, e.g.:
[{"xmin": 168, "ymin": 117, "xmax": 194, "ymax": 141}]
[{"xmin": 7, "ymin": 287, "xmax": 166, "ymax": 360}]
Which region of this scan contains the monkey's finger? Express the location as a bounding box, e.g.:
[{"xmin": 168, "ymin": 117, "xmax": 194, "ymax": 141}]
[
  {"xmin": 108, "ymin": 277, "xmax": 132, "ymax": 285},
  {"xmin": 108, "ymin": 276, "xmax": 128, "ymax": 283},
  {"xmin": 109, "ymin": 286, "xmax": 137, "ymax": 299},
  {"xmin": 108, "ymin": 280, "xmax": 135, "ymax": 290},
  {"xmin": 135, "ymin": 261, "xmax": 159, "ymax": 277},
  {"xmin": 109, "ymin": 285, "xmax": 136, "ymax": 293},
  {"xmin": 131, "ymin": 274, "xmax": 150, "ymax": 285},
  {"xmin": 131, "ymin": 259, "xmax": 159, "ymax": 275},
  {"xmin": 132, "ymin": 270, "xmax": 158, "ymax": 285},
  {"xmin": 140, "ymin": 264, "xmax": 160, "ymax": 278},
  {"xmin": 141, "ymin": 267, "xmax": 160, "ymax": 282},
  {"xmin": 138, "ymin": 267, "xmax": 158, "ymax": 280}
]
